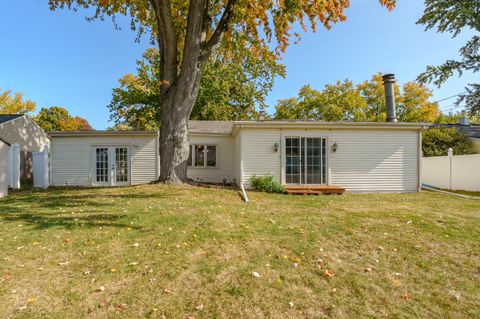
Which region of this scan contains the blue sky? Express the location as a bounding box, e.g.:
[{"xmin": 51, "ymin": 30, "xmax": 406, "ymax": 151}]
[{"xmin": 0, "ymin": 1, "xmax": 476, "ymax": 129}]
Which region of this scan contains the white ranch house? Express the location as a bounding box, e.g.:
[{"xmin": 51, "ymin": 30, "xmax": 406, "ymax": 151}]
[{"xmin": 49, "ymin": 120, "xmax": 424, "ymax": 193}]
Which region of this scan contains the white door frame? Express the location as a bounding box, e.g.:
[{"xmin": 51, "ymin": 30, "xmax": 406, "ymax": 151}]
[
  {"xmin": 281, "ymin": 135, "xmax": 329, "ymax": 186},
  {"xmin": 91, "ymin": 146, "xmax": 131, "ymax": 187}
]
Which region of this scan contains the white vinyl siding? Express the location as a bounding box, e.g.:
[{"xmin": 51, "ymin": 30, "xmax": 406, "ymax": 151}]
[
  {"xmin": 188, "ymin": 135, "xmax": 235, "ymax": 184},
  {"xmin": 240, "ymin": 128, "xmax": 419, "ymax": 193},
  {"xmin": 50, "ymin": 135, "xmax": 158, "ymax": 186},
  {"xmin": 0, "ymin": 116, "xmax": 49, "ymax": 152},
  {"xmin": 0, "ymin": 141, "xmax": 8, "ymax": 197},
  {"xmin": 233, "ymin": 132, "xmax": 242, "ymax": 186},
  {"xmin": 241, "ymin": 130, "xmax": 282, "ymax": 188}
]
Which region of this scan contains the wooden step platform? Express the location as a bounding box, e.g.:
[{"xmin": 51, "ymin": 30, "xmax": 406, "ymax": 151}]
[{"xmin": 286, "ymin": 185, "xmax": 345, "ymax": 196}]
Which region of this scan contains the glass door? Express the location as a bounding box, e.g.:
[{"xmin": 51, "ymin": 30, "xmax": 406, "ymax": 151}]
[
  {"xmin": 114, "ymin": 147, "xmax": 129, "ymax": 186},
  {"xmin": 285, "ymin": 137, "xmax": 327, "ymax": 185},
  {"xmin": 94, "ymin": 147, "xmax": 110, "ymax": 186},
  {"xmin": 93, "ymin": 146, "xmax": 130, "ymax": 186}
]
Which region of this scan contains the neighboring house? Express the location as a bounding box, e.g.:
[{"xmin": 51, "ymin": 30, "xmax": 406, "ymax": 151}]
[
  {"xmin": 49, "ymin": 120, "xmax": 424, "ymax": 193},
  {"xmin": 0, "ymin": 137, "xmax": 10, "ymax": 198},
  {"xmin": 0, "ymin": 114, "xmax": 50, "ymax": 184}
]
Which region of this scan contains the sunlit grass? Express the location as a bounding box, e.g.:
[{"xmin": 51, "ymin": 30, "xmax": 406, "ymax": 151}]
[{"xmin": 0, "ymin": 185, "xmax": 479, "ymax": 318}]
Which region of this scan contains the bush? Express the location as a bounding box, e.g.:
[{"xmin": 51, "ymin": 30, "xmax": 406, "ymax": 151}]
[
  {"xmin": 423, "ymin": 127, "xmax": 475, "ymax": 157},
  {"xmin": 250, "ymin": 174, "xmax": 286, "ymax": 194}
]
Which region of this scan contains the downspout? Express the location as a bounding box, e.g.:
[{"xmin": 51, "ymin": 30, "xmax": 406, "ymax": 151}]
[{"xmin": 240, "ymin": 182, "xmax": 249, "ymax": 203}]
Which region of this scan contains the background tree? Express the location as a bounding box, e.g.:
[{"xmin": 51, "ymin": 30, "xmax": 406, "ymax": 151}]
[
  {"xmin": 417, "ymin": 0, "xmax": 480, "ymax": 114},
  {"xmin": 47, "ymin": 0, "xmax": 396, "ymax": 184},
  {"xmin": 0, "ymin": 89, "xmax": 36, "ymax": 114},
  {"xmin": 275, "ymin": 73, "xmax": 439, "ymax": 122},
  {"xmin": 436, "ymin": 111, "xmax": 480, "ymax": 124},
  {"xmin": 35, "ymin": 106, "xmax": 93, "ymax": 132},
  {"xmin": 423, "ymin": 127, "xmax": 475, "ymax": 157},
  {"xmin": 275, "ymin": 81, "xmax": 368, "ymax": 121},
  {"xmin": 108, "ymin": 47, "xmax": 283, "ymax": 130}
]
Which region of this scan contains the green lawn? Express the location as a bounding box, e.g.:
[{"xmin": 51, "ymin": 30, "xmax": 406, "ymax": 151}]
[{"xmin": 0, "ymin": 185, "xmax": 479, "ymax": 319}]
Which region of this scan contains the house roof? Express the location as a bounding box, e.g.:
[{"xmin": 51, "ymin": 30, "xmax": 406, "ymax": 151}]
[
  {"xmin": 48, "ymin": 130, "xmax": 159, "ymax": 137},
  {"xmin": 0, "ymin": 114, "xmax": 23, "ymax": 125},
  {"xmin": 188, "ymin": 120, "xmax": 425, "ymax": 135},
  {"xmin": 188, "ymin": 121, "xmax": 234, "ymax": 134},
  {"xmin": 48, "ymin": 120, "xmax": 425, "ymax": 138},
  {"xmin": 433, "ymin": 124, "xmax": 480, "ymax": 139}
]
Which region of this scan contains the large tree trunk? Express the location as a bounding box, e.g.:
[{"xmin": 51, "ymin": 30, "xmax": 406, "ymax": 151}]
[
  {"xmin": 158, "ymin": 99, "xmax": 191, "ymax": 184},
  {"xmin": 152, "ymin": 0, "xmax": 236, "ymax": 184},
  {"xmin": 158, "ymin": 67, "xmax": 205, "ymax": 184}
]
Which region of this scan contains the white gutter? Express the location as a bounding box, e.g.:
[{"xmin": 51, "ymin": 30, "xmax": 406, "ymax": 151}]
[{"xmin": 240, "ymin": 183, "xmax": 249, "ymax": 203}]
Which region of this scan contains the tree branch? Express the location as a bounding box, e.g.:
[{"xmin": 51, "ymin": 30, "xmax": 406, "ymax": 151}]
[
  {"xmin": 150, "ymin": 0, "xmax": 178, "ymax": 90},
  {"xmin": 200, "ymin": 0, "xmax": 238, "ymax": 61}
]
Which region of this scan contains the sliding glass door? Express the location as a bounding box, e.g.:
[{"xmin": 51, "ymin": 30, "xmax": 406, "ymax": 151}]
[{"xmin": 285, "ymin": 137, "xmax": 327, "ymax": 185}]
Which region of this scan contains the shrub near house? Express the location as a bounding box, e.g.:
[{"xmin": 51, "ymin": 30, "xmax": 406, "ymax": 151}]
[{"xmin": 251, "ymin": 174, "xmax": 286, "ymax": 193}]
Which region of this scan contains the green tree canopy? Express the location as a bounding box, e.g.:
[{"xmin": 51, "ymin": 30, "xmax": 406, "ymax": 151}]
[
  {"xmin": 275, "ymin": 73, "xmax": 439, "ymax": 122},
  {"xmin": 108, "ymin": 47, "xmax": 284, "ymax": 130},
  {"xmin": 417, "ymin": 0, "xmax": 480, "ymax": 114},
  {"xmin": 0, "ymin": 89, "xmax": 36, "ymax": 114},
  {"xmin": 423, "ymin": 127, "xmax": 475, "ymax": 157},
  {"xmin": 35, "ymin": 106, "xmax": 93, "ymax": 132}
]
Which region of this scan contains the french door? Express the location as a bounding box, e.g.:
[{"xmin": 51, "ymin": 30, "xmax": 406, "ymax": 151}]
[
  {"xmin": 285, "ymin": 137, "xmax": 327, "ymax": 185},
  {"xmin": 92, "ymin": 146, "xmax": 130, "ymax": 186}
]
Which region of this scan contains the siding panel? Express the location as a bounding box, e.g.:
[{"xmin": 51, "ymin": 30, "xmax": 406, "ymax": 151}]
[
  {"xmin": 51, "ymin": 135, "xmax": 158, "ymax": 186},
  {"xmin": 187, "ymin": 135, "xmax": 235, "ymax": 184},
  {"xmin": 240, "ymin": 128, "xmax": 419, "ymax": 193}
]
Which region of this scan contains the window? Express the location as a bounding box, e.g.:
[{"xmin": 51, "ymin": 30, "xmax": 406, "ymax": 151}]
[{"xmin": 188, "ymin": 144, "xmax": 217, "ymax": 167}]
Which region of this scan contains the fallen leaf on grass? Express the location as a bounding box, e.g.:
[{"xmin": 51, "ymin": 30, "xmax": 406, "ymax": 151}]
[
  {"xmin": 195, "ymin": 304, "xmax": 204, "ymax": 311},
  {"xmin": 2, "ymin": 273, "xmax": 13, "ymax": 282},
  {"xmin": 58, "ymin": 261, "xmax": 69, "ymax": 266},
  {"xmin": 402, "ymin": 292, "xmax": 410, "ymax": 301},
  {"xmin": 324, "ymin": 270, "xmax": 335, "ymax": 277},
  {"xmin": 94, "ymin": 285, "xmax": 106, "ymax": 293},
  {"xmin": 252, "ymin": 272, "xmax": 261, "ymax": 278},
  {"xmin": 132, "ymin": 243, "xmax": 140, "ymax": 247},
  {"xmin": 288, "ymin": 301, "xmax": 294, "ymax": 308}
]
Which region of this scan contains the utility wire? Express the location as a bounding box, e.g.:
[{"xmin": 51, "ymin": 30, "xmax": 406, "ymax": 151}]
[{"xmin": 433, "ymin": 92, "xmax": 467, "ymax": 104}]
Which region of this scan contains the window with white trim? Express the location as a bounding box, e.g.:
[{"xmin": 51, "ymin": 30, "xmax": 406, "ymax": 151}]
[{"xmin": 188, "ymin": 144, "xmax": 217, "ymax": 167}]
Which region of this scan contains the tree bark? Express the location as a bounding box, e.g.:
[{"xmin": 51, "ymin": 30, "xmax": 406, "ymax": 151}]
[
  {"xmin": 154, "ymin": 0, "xmax": 237, "ymax": 184},
  {"xmin": 158, "ymin": 60, "xmax": 206, "ymax": 184},
  {"xmin": 158, "ymin": 95, "xmax": 191, "ymax": 184}
]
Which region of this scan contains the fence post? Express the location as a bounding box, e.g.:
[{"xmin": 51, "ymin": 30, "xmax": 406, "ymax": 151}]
[
  {"xmin": 8, "ymin": 144, "xmax": 21, "ymax": 189},
  {"xmin": 448, "ymin": 148, "xmax": 453, "ymax": 190}
]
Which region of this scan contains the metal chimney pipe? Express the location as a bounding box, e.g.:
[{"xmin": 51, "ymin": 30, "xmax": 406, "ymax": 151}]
[{"xmin": 382, "ymin": 74, "xmax": 397, "ymax": 123}]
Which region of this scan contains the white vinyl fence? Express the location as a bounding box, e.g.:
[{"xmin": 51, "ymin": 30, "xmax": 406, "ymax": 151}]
[
  {"xmin": 33, "ymin": 146, "xmax": 50, "ymax": 188},
  {"xmin": 8, "ymin": 144, "xmax": 20, "ymax": 189},
  {"xmin": 422, "ymin": 152, "xmax": 480, "ymax": 192}
]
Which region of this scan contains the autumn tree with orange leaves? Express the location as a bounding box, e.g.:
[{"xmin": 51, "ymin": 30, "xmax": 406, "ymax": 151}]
[{"xmin": 47, "ymin": 0, "xmax": 396, "ymax": 183}]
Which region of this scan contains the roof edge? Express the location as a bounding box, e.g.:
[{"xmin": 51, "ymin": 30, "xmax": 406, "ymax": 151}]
[
  {"xmin": 48, "ymin": 130, "xmax": 159, "ymax": 137},
  {"xmin": 233, "ymin": 120, "xmax": 427, "ymax": 130},
  {"xmin": 0, "ymin": 137, "xmax": 11, "ymax": 146}
]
